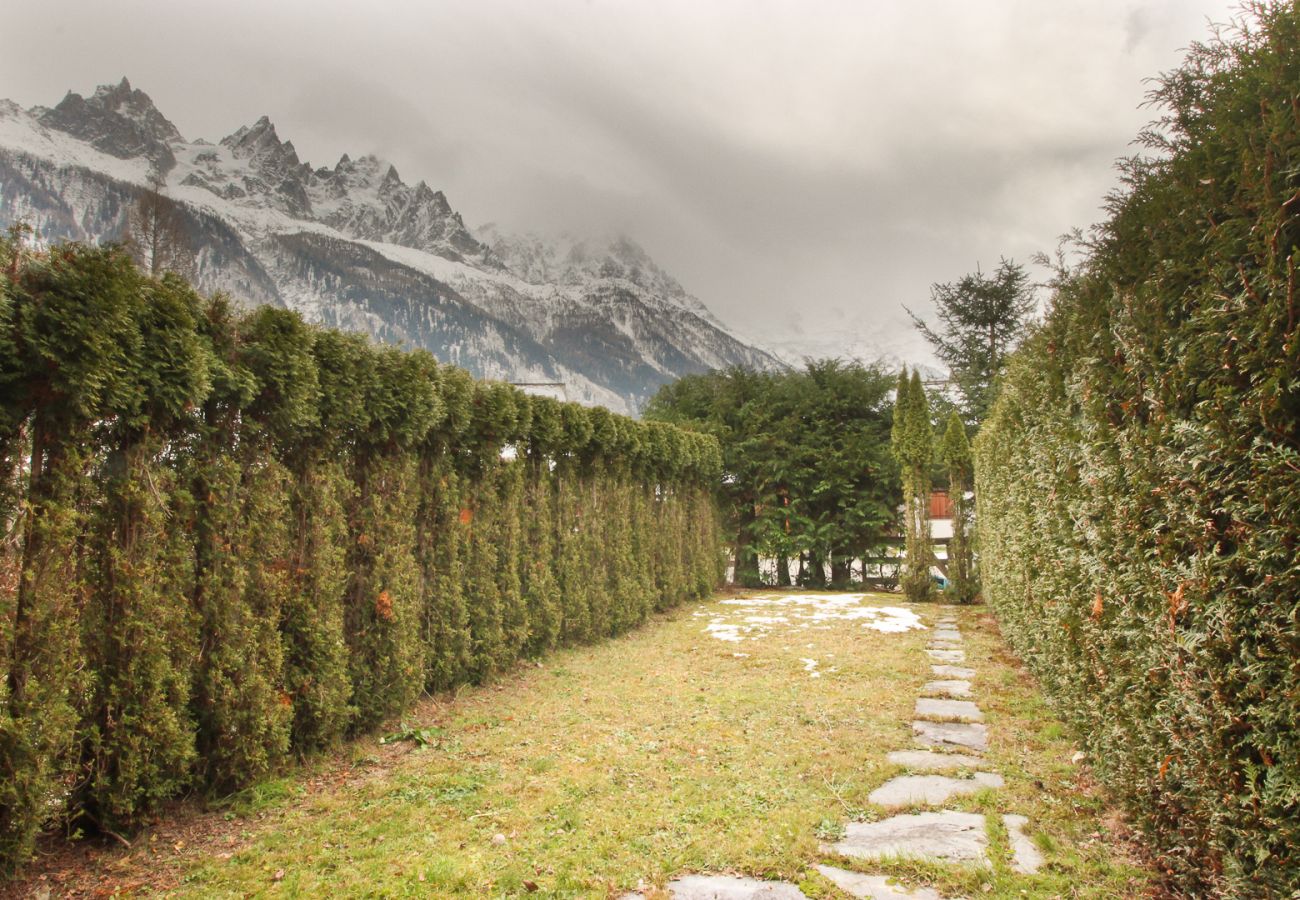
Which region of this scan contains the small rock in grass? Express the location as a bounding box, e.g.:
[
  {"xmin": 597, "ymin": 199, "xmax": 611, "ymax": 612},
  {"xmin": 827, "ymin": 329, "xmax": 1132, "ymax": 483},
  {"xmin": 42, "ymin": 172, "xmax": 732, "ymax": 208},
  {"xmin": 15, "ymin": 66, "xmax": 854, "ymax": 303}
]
[
  {"xmin": 1003, "ymin": 814, "xmax": 1045, "ymax": 874},
  {"xmin": 491, "ymin": 833, "xmax": 507, "ymax": 846}
]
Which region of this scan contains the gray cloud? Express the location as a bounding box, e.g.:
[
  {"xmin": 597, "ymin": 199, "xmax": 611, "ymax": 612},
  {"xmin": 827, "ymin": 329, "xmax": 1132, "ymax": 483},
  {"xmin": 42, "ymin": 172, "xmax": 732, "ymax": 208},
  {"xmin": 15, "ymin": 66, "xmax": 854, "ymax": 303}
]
[{"xmin": 0, "ymin": 0, "xmax": 1240, "ymax": 364}]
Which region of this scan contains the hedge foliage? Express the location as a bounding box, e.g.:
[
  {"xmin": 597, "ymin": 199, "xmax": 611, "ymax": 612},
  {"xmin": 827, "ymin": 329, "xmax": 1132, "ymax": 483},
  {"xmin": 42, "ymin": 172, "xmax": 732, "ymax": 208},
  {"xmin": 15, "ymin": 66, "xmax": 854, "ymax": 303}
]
[
  {"xmin": 974, "ymin": 5, "xmax": 1300, "ymax": 894},
  {"xmin": 0, "ymin": 236, "xmax": 724, "ymax": 872}
]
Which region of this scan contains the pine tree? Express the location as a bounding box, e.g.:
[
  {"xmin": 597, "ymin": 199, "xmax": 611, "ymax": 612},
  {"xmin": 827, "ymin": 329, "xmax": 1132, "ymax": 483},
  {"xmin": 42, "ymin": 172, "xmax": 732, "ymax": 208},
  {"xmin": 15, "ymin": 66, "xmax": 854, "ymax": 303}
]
[{"xmin": 907, "ymin": 258, "xmax": 1035, "ymax": 424}]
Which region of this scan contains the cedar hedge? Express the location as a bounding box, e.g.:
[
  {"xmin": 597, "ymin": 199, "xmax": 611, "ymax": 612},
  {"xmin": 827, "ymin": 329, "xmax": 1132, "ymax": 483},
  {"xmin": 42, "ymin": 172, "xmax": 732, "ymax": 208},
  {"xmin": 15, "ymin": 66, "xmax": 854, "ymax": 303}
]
[
  {"xmin": 0, "ymin": 238, "xmax": 724, "ymax": 872},
  {"xmin": 974, "ymin": 4, "xmax": 1300, "ymax": 895}
]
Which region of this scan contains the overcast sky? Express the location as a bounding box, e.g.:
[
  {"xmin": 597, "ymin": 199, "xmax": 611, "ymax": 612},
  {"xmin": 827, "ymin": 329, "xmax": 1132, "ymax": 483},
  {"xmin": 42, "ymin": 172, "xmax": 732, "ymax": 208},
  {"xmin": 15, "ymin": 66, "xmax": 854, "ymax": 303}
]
[{"xmin": 1, "ymin": 0, "xmax": 1242, "ymax": 366}]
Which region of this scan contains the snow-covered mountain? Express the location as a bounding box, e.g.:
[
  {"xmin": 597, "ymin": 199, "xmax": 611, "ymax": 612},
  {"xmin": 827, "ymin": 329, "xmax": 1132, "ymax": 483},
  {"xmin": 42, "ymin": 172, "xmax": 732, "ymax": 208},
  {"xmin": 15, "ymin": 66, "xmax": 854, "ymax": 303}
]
[{"xmin": 0, "ymin": 78, "xmax": 778, "ymax": 413}]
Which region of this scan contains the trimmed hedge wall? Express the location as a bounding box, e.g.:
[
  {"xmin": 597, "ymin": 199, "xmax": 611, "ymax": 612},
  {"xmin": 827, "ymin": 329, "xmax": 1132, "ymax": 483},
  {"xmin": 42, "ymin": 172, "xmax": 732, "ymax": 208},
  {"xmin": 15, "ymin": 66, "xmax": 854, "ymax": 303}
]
[
  {"xmin": 974, "ymin": 6, "xmax": 1300, "ymax": 895},
  {"xmin": 0, "ymin": 238, "xmax": 724, "ymax": 872}
]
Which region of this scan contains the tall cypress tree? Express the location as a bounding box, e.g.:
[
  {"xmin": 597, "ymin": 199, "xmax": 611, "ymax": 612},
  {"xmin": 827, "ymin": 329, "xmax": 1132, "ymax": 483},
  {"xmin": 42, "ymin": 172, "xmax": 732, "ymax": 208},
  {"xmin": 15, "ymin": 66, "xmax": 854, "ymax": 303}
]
[
  {"xmin": 279, "ymin": 328, "xmax": 367, "ymax": 751},
  {"xmin": 4, "ymin": 245, "xmax": 146, "ymax": 856},
  {"xmin": 344, "ymin": 348, "xmax": 441, "ymax": 727},
  {"xmin": 82, "ymin": 270, "xmax": 210, "ymax": 829},
  {"xmin": 892, "ymin": 369, "xmax": 934, "ymax": 602},
  {"xmin": 939, "ymin": 411, "xmax": 976, "ymax": 603}
]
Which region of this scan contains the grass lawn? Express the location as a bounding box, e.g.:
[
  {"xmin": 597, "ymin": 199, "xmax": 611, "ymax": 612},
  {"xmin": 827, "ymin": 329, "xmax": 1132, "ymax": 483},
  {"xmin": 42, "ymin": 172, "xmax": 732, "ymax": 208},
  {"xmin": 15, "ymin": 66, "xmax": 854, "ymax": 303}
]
[{"xmin": 15, "ymin": 591, "xmax": 1151, "ymax": 898}]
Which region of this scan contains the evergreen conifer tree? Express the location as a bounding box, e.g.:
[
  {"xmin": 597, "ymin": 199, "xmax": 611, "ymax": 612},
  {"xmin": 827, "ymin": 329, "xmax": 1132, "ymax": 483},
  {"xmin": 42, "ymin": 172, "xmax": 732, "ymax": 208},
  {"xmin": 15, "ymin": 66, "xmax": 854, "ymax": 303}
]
[
  {"xmin": 82, "ymin": 270, "xmax": 210, "ymax": 828},
  {"xmin": 906, "ymin": 259, "xmax": 1035, "ymax": 424},
  {"xmin": 892, "ymin": 369, "xmax": 934, "ymax": 601},
  {"xmin": 939, "ymin": 411, "xmax": 976, "ymax": 603}
]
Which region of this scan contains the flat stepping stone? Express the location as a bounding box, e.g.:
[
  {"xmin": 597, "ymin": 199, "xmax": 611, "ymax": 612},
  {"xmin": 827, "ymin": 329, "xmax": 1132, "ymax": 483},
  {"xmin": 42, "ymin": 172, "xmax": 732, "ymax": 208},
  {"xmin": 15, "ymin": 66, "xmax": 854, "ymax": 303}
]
[
  {"xmin": 825, "ymin": 810, "xmax": 990, "ymax": 867},
  {"xmin": 931, "ymin": 664, "xmax": 975, "ymax": 679},
  {"xmin": 931, "ymin": 629, "xmax": 962, "ymax": 642},
  {"xmin": 815, "ymin": 865, "xmax": 942, "ymax": 899},
  {"xmin": 915, "ymin": 698, "xmax": 983, "ymax": 722},
  {"xmin": 913, "ymin": 720, "xmax": 988, "ymax": 752},
  {"xmin": 921, "ymin": 679, "xmax": 971, "ymax": 698},
  {"xmin": 622, "ymin": 876, "xmax": 808, "ymax": 899},
  {"xmin": 887, "ymin": 749, "xmax": 984, "ymax": 771},
  {"xmin": 1003, "ymin": 814, "xmax": 1044, "ymax": 874},
  {"xmin": 869, "ymin": 772, "xmax": 1004, "ymax": 808},
  {"xmin": 927, "ymin": 641, "xmax": 961, "ymax": 650},
  {"xmin": 924, "ymin": 649, "xmax": 966, "ymax": 663}
]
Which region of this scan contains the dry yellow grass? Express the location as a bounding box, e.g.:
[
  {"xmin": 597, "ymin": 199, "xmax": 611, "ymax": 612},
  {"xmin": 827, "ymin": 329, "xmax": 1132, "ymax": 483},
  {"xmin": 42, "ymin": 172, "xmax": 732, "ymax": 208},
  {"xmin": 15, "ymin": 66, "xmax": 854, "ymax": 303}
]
[{"xmin": 69, "ymin": 591, "xmax": 1148, "ymax": 898}]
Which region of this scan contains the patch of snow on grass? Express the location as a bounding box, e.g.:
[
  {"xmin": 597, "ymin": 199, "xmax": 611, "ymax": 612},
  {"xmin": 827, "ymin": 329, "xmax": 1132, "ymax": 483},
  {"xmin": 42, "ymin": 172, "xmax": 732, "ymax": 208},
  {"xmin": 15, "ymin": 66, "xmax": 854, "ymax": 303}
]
[
  {"xmin": 703, "ymin": 593, "xmax": 925, "ymax": 644},
  {"xmin": 867, "ymin": 606, "xmax": 926, "ymax": 633}
]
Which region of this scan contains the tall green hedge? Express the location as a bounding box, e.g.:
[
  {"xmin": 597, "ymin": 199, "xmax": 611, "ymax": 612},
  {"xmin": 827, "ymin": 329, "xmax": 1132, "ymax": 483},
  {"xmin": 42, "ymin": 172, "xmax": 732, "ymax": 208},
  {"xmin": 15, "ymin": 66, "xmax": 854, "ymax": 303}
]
[
  {"xmin": 0, "ymin": 234, "xmax": 724, "ymax": 873},
  {"xmin": 974, "ymin": 5, "xmax": 1300, "ymax": 894}
]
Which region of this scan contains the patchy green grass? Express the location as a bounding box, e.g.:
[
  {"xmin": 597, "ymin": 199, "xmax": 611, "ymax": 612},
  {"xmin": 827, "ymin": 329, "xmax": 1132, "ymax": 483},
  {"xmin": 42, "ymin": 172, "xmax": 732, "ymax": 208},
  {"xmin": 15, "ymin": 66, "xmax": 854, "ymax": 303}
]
[{"xmin": 21, "ymin": 593, "xmax": 1151, "ymax": 898}]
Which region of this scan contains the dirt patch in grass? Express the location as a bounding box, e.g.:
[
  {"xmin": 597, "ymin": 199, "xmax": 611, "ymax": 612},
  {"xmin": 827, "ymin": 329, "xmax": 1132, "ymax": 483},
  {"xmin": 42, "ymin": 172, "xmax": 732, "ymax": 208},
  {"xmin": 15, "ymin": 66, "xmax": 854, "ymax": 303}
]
[{"xmin": 5, "ymin": 592, "xmax": 1152, "ymax": 898}]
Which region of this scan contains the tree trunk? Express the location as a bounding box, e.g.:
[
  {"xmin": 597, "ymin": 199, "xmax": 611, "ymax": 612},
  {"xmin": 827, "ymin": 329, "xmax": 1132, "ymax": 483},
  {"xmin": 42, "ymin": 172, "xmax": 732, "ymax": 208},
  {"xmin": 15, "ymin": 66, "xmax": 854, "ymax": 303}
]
[
  {"xmin": 829, "ymin": 552, "xmax": 850, "ymax": 589},
  {"xmin": 776, "ymin": 552, "xmax": 791, "ymax": 587},
  {"xmin": 733, "ymin": 506, "xmax": 762, "ymax": 587},
  {"xmin": 806, "ymin": 548, "xmax": 827, "ymax": 589}
]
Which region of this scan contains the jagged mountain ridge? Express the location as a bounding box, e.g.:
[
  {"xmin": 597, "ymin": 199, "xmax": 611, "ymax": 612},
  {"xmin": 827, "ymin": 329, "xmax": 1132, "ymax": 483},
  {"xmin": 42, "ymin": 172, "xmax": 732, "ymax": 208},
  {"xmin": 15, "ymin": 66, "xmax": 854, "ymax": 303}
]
[{"xmin": 0, "ymin": 78, "xmax": 778, "ymax": 413}]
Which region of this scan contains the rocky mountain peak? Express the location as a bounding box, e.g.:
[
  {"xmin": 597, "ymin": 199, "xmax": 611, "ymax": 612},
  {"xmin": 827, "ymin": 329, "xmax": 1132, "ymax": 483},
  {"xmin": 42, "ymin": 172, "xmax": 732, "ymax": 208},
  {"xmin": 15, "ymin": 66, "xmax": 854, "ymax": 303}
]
[
  {"xmin": 223, "ymin": 116, "xmax": 299, "ymax": 167},
  {"xmin": 37, "ymin": 76, "xmax": 183, "ymax": 171},
  {"xmin": 413, "ymin": 182, "xmax": 453, "ymax": 216},
  {"xmin": 0, "ymin": 76, "xmax": 780, "ymax": 415}
]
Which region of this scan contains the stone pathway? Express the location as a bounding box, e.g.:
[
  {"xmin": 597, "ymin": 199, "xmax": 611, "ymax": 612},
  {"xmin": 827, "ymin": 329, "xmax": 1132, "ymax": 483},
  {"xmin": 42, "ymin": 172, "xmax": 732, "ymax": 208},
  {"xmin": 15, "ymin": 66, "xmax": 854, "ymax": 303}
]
[
  {"xmin": 627, "ymin": 604, "xmax": 1045, "ymax": 898},
  {"xmin": 820, "ymin": 611, "xmax": 1045, "ymax": 896}
]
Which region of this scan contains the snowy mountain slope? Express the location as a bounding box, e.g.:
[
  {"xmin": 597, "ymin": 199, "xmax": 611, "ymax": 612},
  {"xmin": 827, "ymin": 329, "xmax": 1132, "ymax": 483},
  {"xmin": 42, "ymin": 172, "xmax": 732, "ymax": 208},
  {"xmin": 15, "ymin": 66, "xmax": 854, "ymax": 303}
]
[{"xmin": 0, "ymin": 79, "xmax": 778, "ymax": 413}]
